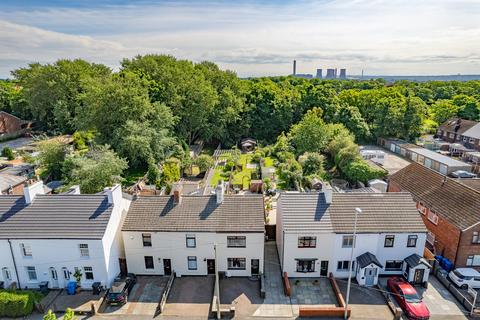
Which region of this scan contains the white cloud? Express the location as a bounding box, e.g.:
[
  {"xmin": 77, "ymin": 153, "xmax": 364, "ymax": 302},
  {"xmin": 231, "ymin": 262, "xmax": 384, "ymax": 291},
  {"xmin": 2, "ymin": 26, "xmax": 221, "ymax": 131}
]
[{"xmin": 0, "ymin": 0, "xmax": 479, "ymax": 77}]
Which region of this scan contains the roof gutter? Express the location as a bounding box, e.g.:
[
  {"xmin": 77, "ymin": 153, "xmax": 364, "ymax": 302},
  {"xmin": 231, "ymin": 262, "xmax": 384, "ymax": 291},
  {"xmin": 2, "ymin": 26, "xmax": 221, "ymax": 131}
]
[{"xmin": 7, "ymin": 239, "xmax": 20, "ymax": 289}]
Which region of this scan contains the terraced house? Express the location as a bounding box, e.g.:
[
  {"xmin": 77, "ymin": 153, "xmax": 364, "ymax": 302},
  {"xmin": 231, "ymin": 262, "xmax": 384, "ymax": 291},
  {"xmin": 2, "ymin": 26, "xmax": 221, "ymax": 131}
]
[
  {"xmin": 122, "ymin": 183, "xmax": 265, "ymax": 277},
  {"xmin": 276, "ymin": 186, "xmax": 430, "ymax": 286},
  {"xmin": 0, "ymin": 182, "xmax": 130, "ymax": 289}
]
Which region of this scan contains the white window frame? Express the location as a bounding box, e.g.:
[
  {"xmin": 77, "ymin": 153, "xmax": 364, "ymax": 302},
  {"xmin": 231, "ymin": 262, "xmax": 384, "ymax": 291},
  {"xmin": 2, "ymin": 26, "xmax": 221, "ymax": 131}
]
[
  {"xmin": 83, "ymin": 267, "xmax": 94, "ymax": 280},
  {"xmin": 20, "ymin": 243, "xmax": 32, "ymax": 257},
  {"xmin": 79, "ymin": 244, "xmax": 89, "ymax": 257},
  {"xmin": 428, "ymin": 210, "xmax": 439, "ymax": 225},
  {"xmin": 342, "ymin": 235, "xmax": 354, "ymax": 248},
  {"xmin": 227, "ymin": 258, "xmax": 246, "ymax": 270},
  {"xmin": 62, "ymin": 267, "xmax": 70, "ymax": 280},
  {"xmin": 427, "ymin": 231, "xmax": 435, "ymax": 245},
  {"xmin": 26, "ymin": 266, "xmax": 37, "ymax": 281},
  {"xmin": 227, "ymin": 236, "xmax": 246, "ymax": 248},
  {"xmin": 2, "ymin": 267, "xmax": 12, "ymax": 280},
  {"xmin": 417, "ymin": 202, "xmax": 427, "ymax": 215},
  {"xmin": 407, "ymin": 235, "xmax": 418, "ymax": 248},
  {"xmin": 142, "ymin": 233, "xmax": 152, "ymax": 247}
]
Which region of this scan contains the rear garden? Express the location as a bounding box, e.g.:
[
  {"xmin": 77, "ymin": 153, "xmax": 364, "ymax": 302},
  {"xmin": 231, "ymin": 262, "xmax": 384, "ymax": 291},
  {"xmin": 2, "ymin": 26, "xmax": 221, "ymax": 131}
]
[{"xmin": 0, "ymin": 289, "xmax": 43, "ymax": 318}]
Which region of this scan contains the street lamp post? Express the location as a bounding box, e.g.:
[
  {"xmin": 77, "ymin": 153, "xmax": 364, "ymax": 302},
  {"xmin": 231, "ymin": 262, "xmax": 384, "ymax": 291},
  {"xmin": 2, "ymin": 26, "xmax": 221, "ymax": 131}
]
[{"xmin": 344, "ymin": 207, "xmax": 362, "ymax": 320}]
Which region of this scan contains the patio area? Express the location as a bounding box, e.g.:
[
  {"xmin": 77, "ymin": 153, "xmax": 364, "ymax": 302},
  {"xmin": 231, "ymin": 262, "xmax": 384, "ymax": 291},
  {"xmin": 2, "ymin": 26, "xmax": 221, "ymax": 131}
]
[
  {"xmin": 290, "ymin": 277, "xmax": 338, "ymax": 307},
  {"xmin": 219, "ymin": 277, "xmax": 263, "ymax": 317}
]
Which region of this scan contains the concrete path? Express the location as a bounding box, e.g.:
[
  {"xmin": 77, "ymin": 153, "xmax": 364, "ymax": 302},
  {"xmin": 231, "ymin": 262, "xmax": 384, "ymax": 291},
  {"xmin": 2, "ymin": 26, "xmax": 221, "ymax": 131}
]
[{"xmin": 252, "ymin": 242, "xmax": 294, "ymax": 318}]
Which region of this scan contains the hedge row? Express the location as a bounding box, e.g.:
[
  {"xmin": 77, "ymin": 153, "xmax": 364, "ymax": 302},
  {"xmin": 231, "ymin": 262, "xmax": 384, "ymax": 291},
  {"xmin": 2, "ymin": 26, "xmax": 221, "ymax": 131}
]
[{"xmin": 0, "ymin": 290, "xmax": 41, "ymax": 317}]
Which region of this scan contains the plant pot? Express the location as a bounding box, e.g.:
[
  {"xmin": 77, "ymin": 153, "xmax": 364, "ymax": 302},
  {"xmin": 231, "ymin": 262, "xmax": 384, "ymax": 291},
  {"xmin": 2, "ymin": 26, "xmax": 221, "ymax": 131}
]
[{"xmin": 76, "ymin": 285, "xmax": 81, "ymax": 293}]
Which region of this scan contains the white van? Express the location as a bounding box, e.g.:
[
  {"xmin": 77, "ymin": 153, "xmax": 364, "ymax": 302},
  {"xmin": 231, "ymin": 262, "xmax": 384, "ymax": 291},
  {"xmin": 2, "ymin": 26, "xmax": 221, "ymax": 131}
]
[{"xmin": 448, "ymin": 268, "xmax": 480, "ymax": 289}]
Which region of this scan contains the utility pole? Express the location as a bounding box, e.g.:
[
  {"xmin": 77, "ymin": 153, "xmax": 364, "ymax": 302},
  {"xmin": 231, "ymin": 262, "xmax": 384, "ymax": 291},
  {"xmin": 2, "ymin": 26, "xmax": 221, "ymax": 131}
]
[
  {"xmin": 344, "ymin": 207, "xmax": 362, "ymax": 320},
  {"xmin": 214, "ymin": 243, "xmax": 221, "ymax": 319}
]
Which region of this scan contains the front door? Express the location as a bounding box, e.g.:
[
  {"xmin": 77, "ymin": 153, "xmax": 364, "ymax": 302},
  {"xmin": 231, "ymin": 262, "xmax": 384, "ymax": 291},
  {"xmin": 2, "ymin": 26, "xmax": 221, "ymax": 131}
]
[
  {"xmin": 414, "ymin": 269, "xmax": 424, "ymax": 284},
  {"xmin": 365, "ymin": 268, "xmax": 376, "ymax": 286},
  {"xmin": 320, "ymin": 261, "xmax": 329, "ymax": 277},
  {"xmin": 1, "ymin": 268, "xmax": 12, "ymax": 287},
  {"xmin": 49, "ymin": 267, "xmax": 59, "ymax": 288},
  {"xmin": 251, "ymin": 259, "xmax": 259, "ymax": 275},
  {"xmin": 163, "ymin": 259, "xmax": 172, "ymax": 276},
  {"xmin": 207, "ymin": 259, "xmax": 215, "ymax": 275}
]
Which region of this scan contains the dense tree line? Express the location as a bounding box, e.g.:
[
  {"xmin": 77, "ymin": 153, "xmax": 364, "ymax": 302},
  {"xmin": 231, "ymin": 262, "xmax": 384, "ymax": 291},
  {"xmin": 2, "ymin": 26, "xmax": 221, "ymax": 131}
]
[{"xmin": 1, "ymin": 55, "xmax": 479, "ymax": 185}]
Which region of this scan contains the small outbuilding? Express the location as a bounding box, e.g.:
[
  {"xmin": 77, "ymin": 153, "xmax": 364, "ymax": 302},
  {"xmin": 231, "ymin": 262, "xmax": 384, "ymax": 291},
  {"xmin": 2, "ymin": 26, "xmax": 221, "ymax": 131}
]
[
  {"xmin": 240, "ymin": 138, "xmax": 257, "ymax": 153},
  {"xmin": 356, "ymin": 252, "xmax": 383, "ymax": 286},
  {"xmin": 402, "ymin": 253, "xmax": 431, "ymax": 285}
]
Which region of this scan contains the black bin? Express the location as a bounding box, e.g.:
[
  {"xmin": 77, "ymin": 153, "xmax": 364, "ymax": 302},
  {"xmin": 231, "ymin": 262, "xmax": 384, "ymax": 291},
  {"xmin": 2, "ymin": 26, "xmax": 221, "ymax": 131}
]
[
  {"xmin": 92, "ymin": 282, "xmax": 102, "ymax": 295},
  {"xmin": 39, "ymin": 281, "xmax": 49, "ymax": 294},
  {"xmin": 0, "ymin": 281, "xmax": 4, "ymax": 289}
]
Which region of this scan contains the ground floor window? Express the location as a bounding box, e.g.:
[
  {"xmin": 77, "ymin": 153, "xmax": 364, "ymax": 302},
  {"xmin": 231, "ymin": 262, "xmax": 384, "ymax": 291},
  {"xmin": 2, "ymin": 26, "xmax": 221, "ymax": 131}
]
[
  {"xmin": 466, "ymin": 255, "xmax": 480, "ymax": 266},
  {"xmin": 144, "ymin": 256, "xmax": 154, "ymax": 269},
  {"xmin": 227, "ymin": 258, "xmax": 246, "ymax": 270},
  {"xmin": 296, "ymin": 259, "xmax": 316, "ymax": 273},
  {"xmin": 337, "ymin": 260, "xmax": 355, "ymax": 272},
  {"xmin": 385, "ymin": 260, "xmax": 403, "ymax": 271},
  {"xmin": 26, "ymin": 266, "xmax": 37, "ymax": 281},
  {"xmin": 188, "ymin": 256, "xmax": 197, "ymax": 270},
  {"xmin": 83, "ymin": 267, "xmax": 94, "ymax": 280}
]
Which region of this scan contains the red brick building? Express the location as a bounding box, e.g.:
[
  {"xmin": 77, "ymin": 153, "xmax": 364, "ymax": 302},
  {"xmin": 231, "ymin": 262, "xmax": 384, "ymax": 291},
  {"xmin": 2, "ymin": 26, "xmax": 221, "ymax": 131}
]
[
  {"xmin": 0, "ymin": 111, "xmax": 31, "ymax": 137},
  {"xmin": 437, "ymin": 118, "xmax": 477, "ymax": 143},
  {"xmin": 389, "ymin": 163, "xmax": 480, "ymax": 268}
]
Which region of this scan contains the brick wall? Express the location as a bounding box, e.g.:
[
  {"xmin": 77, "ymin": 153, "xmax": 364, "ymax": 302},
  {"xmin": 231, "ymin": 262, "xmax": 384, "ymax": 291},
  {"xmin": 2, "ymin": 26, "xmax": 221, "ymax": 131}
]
[
  {"xmin": 388, "ymin": 180, "xmax": 461, "ymax": 264},
  {"xmin": 456, "ymin": 228, "xmax": 480, "ymax": 269},
  {"xmin": 0, "ymin": 112, "xmax": 23, "ymax": 134}
]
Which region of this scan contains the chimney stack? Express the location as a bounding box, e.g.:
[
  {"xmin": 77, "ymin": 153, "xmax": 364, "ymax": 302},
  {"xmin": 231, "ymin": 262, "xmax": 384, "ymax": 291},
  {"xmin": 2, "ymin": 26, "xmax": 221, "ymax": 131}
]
[
  {"xmin": 24, "ymin": 180, "xmax": 45, "ymax": 204},
  {"xmin": 172, "ymin": 183, "xmax": 183, "ymax": 204},
  {"xmin": 216, "ymin": 180, "xmax": 225, "ymax": 204},
  {"xmin": 104, "ymin": 184, "xmax": 122, "ymax": 206},
  {"xmin": 321, "ymin": 182, "xmax": 333, "ymax": 204}
]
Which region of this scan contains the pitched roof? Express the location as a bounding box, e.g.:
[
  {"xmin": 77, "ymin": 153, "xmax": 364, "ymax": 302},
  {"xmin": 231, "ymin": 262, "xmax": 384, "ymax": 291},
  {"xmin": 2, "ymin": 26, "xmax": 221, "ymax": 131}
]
[
  {"xmin": 457, "ymin": 178, "xmax": 480, "ymax": 192},
  {"xmin": 0, "ymin": 174, "xmax": 27, "ymax": 192},
  {"xmin": 356, "ymin": 252, "xmax": 383, "ymax": 268},
  {"xmin": 404, "ymin": 253, "xmax": 431, "ymax": 268},
  {"xmin": 122, "ymin": 195, "xmax": 264, "ymax": 233},
  {"xmin": 389, "ymin": 162, "xmax": 480, "ymax": 230},
  {"xmin": 0, "ymin": 194, "xmax": 113, "ymax": 239},
  {"xmin": 279, "ymin": 192, "xmax": 426, "ymax": 234},
  {"xmin": 462, "ymin": 123, "xmax": 480, "ymax": 140},
  {"xmin": 439, "ymin": 118, "xmax": 478, "ymax": 135}
]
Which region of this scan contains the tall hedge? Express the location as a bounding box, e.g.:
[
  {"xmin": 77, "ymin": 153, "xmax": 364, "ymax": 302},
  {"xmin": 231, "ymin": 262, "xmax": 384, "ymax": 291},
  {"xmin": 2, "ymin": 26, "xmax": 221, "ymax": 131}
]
[{"xmin": 0, "ymin": 290, "xmax": 38, "ymax": 317}]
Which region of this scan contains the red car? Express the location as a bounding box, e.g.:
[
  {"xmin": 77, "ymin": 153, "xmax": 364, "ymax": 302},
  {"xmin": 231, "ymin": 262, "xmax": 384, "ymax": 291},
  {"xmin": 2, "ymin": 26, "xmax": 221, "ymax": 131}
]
[{"xmin": 387, "ymin": 277, "xmax": 430, "ymax": 320}]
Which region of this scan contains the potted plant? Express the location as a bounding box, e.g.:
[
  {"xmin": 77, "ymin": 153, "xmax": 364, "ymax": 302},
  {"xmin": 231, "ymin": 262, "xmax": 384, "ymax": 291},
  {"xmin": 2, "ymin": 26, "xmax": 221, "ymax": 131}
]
[{"xmin": 73, "ymin": 269, "xmax": 83, "ymax": 293}]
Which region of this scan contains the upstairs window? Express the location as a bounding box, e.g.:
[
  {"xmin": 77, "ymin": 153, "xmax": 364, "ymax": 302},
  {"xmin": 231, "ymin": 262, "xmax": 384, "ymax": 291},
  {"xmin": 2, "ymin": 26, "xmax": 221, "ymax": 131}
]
[
  {"xmin": 20, "ymin": 244, "xmax": 32, "ymax": 257},
  {"xmin": 186, "ymin": 235, "xmax": 196, "ymax": 248},
  {"xmin": 142, "ymin": 233, "xmax": 152, "ymax": 247},
  {"xmin": 428, "ymin": 210, "xmax": 439, "ymax": 225},
  {"xmin": 227, "ymin": 236, "xmax": 246, "ymax": 248},
  {"xmin": 407, "ymin": 235, "xmax": 418, "ymax": 248},
  {"xmin": 298, "ymin": 236, "xmax": 316, "ymax": 248},
  {"xmin": 417, "ymin": 202, "xmax": 427, "ymax": 215},
  {"xmin": 473, "ymin": 232, "xmax": 480, "ymax": 244},
  {"xmin": 384, "ymin": 235, "xmax": 395, "ymax": 247},
  {"xmin": 79, "ymin": 244, "xmax": 89, "ymax": 257},
  {"xmin": 342, "ymin": 235, "xmax": 354, "ymax": 248}
]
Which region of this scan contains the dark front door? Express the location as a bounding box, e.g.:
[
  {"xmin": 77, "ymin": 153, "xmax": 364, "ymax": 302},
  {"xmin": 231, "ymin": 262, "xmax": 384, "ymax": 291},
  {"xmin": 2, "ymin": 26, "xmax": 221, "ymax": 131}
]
[
  {"xmin": 251, "ymin": 259, "xmax": 260, "ymax": 275},
  {"xmin": 163, "ymin": 259, "xmax": 172, "ymax": 275},
  {"xmin": 320, "ymin": 261, "xmax": 329, "ymax": 277},
  {"xmin": 119, "ymin": 258, "xmax": 128, "ymax": 276},
  {"xmin": 207, "ymin": 259, "xmax": 215, "ymax": 275},
  {"xmin": 414, "ymin": 269, "xmax": 424, "ymax": 284}
]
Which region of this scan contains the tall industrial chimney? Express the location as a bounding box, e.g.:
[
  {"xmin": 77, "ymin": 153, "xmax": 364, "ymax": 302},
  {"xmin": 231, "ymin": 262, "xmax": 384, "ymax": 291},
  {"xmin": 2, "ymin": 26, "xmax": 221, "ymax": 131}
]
[{"xmin": 293, "ymin": 60, "xmax": 297, "ymax": 76}]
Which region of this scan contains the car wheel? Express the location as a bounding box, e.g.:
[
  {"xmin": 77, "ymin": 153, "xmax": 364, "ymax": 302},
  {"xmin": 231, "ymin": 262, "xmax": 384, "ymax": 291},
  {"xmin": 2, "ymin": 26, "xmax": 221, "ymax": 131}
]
[{"xmin": 461, "ymin": 284, "xmax": 468, "ymax": 289}]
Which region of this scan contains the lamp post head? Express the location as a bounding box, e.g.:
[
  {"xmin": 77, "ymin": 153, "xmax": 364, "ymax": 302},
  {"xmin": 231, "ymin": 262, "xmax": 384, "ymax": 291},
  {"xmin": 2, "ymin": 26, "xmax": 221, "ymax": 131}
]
[{"xmin": 355, "ymin": 207, "xmax": 362, "ymax": 214}]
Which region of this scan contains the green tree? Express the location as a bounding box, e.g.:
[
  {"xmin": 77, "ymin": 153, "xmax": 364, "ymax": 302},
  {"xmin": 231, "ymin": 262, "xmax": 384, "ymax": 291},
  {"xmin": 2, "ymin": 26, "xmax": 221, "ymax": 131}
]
[
  {"xmin": 38, "ymin": 140, "xmax": 69, "ymax": 180},
  {"xmin": 429, "ymin": 99, "xmax": 459, "ymax": 124},
  {"xmin": 298, "ymin": 152, "xmax": 324, "ymax": 176},
  {"xmin": 67, "ymin": 145, "xmax": 128, "ymax": 193},
  {"xmin": 161, "ymin": 158, "xmax": 181, "ymax": 186},
  {"xmin": 196, "ymin": 154, "xmax": 214, "ymax": 173},
  {"xmin": 1, "ymin": 147, "xmax": 15, "ymax": 160},
  {"xmin": 147, "ymin": 161, "xmax": 161, "ymax": 186},
  {"xmin": 453, "ymin": 94, "xmax": 480, "ymax": 120}
]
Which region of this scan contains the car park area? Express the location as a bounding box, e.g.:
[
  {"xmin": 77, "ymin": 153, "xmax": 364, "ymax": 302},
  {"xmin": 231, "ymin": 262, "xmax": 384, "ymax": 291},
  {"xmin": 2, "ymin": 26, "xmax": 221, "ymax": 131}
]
[{"xmin": 100, "ymin": 276, "xmax": 168, "ymax": 316}]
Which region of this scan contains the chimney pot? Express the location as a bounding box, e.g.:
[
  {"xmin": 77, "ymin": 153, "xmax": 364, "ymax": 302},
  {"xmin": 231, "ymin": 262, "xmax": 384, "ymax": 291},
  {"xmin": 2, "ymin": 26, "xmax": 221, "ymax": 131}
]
[
  {"xmin": 216, "ymin": 180, "xmax": 225, "ymax": 204},
  {"xmin": 172, "ymin": 183, "xmax": 182, "ymax": 204}
]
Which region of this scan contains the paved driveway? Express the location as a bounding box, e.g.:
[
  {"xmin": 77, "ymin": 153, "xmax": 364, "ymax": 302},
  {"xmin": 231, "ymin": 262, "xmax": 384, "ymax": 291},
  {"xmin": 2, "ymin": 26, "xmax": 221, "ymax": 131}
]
[
  {"xmin": 100, "ymin": 276, "xmax": 168, "ymax": 316},
  {"xmin": 220, "ymin": 277, "xmax": 263, "ymax": 317},
  {"xmin": 416, "ymin": 276, "xmax": 468, "ymax": 320},
  {"xmin": 161, "ymin": 276, "xmax": 214, "ymax": 318}
]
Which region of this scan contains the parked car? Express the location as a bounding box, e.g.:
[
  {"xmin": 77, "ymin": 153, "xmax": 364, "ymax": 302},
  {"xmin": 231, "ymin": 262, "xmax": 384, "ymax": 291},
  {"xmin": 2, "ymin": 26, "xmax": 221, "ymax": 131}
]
[
  {"xmin": 451, "ymin": 170, "xmax": 477, "ymax": 178},
  {"xmin": 448, "ymin": 268, "xmax": 480, "ymax": 289},
  {"xmin": 106, "ymin": 273, "xmax": 137, "ymax": 305},
  {"xmin": 387, "ymin": 277, "xmax": 430, "ymax": 320}
]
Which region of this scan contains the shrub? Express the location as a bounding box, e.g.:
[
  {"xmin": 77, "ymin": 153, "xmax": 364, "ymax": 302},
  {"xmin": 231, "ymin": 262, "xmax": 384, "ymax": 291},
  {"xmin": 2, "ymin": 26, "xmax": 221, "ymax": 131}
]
[
  {"xmin": 1, "ymin": 147, "xmax": 14, "ymax": 160},
  {"xmin": 0, "ymin": 290, "xmax": 39, "ymax": 317}
]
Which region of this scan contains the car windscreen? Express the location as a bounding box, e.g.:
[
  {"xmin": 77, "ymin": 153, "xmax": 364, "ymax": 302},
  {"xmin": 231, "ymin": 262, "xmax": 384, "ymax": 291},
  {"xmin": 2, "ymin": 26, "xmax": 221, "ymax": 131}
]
[
  {"xmin": 454, "ymin": 270, "xmax": 473, "ymax": 280},
  {"xmin": 404, "ymin": 293, "xmax": 421, "ymax": 303}
]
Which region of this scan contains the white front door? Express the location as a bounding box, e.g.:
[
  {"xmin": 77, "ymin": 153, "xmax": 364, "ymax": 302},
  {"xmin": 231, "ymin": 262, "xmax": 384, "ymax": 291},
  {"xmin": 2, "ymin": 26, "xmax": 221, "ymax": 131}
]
[
  {"xmin": 365, "ymin": 268, "xmax": 376, "ymax": 286},
  {"xmin": 49, "ymin": 267, "xmax": 59, "ymax": 288}
]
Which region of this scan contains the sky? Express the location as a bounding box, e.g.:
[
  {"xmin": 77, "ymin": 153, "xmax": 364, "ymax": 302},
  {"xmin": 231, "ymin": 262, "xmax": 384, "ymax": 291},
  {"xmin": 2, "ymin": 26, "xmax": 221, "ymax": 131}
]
[{"xmin": 0, "ymin": 0, "xmax": 480, "ymax": 78}]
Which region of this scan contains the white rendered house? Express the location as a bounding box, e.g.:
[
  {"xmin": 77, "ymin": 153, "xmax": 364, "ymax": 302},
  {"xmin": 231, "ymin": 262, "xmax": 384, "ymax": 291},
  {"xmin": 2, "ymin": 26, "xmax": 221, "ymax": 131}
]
[
  {"xmin": 0, "ymin": 182, "xmax": 130, "ymax": 289},
  {"xmin": 276, "ymin": 186, "xmax": 429, "ymax": 286},
  {"xmin": 122, "ymin": 184, "xmax": 265, "ymax": 277}
]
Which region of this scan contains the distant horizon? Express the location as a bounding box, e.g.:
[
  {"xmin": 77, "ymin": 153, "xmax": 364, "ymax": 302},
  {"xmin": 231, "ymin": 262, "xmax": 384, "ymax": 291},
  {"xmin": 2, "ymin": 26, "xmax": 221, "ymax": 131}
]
[{"xmin": 0, "ymin": 0, "xmax": 479, "ymax": 78}]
